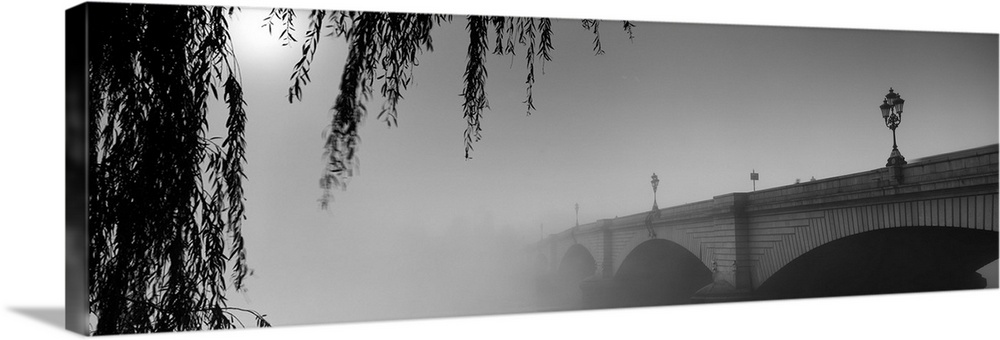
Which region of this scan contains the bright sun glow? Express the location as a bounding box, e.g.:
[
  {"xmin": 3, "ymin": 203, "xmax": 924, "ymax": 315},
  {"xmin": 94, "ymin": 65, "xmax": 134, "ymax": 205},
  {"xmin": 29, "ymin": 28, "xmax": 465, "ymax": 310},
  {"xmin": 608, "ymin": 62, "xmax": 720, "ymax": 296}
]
[{"xmin": 228, "ymin": 9, "xmax": 296, "ymax": 70}]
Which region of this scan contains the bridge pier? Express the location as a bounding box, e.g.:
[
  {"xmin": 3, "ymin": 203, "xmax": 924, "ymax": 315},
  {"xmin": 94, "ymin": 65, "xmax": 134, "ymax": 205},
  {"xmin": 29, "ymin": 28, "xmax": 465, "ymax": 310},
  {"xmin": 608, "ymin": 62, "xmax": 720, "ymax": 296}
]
[
  {"xmin": 690, "ymin": 270, "xmax": 756, "ymax": 303},
  {"xmin": 710, "ymin": 193, "xmax": 754, "ymax": 291},
  {"xmin": 600, "ymin": 219, "xmax": 614, "ymax": 279},
  {"xmin": 690, "ymin": 193, "xmax": 756, "ymax": 302}
]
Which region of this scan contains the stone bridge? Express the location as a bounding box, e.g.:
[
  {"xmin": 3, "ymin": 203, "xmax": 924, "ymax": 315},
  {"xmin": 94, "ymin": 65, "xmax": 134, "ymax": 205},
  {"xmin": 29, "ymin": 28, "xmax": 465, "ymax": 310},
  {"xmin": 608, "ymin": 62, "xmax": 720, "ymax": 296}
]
[{"xmin": 535, "ymin": 144, "xmax": 998, "ymax": 306}]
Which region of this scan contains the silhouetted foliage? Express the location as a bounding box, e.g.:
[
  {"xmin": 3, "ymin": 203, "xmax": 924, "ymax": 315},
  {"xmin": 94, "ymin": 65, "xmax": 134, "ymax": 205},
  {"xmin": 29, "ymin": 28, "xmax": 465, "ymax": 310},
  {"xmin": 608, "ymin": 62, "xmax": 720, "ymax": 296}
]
[
  {"xmin": 86, "ymin": 3, "xmax": 634, "ymax": 334},
  {"xmin": 87, "ymin": 3, "xmax": 268, "ymax": 334},
  {"xmin": 273, "ymin": 11, "xmax": 636, "ymax": 207}
]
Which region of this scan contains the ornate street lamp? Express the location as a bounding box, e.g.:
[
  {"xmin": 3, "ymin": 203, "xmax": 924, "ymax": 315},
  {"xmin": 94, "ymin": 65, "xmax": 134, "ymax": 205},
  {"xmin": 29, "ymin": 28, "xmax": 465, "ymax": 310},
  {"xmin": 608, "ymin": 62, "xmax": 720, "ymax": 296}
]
[
  {"xmin": 880, "ymin": 88, "xmax": 907, "ymax": 167},
  {"xmin": 651, "ymin": 173, "xmax": 660, "ymax": 208},
  {"xmin": 645, "ymin": 173, "xmax": 661, "ymax": 238},
  {"xmin": 575, "ymin": 203, "xmax": 579, "ymax": 227}
]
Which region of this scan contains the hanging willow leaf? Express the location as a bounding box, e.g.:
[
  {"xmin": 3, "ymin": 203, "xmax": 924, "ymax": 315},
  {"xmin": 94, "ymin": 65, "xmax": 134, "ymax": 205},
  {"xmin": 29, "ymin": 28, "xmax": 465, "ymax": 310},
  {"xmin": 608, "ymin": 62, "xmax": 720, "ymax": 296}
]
[
  {"xmin": 281, "ymin": 13, "xmax": 633, "ymax": 207},
  {"xmin": 87, "ymin": 3, "xmax": 267, "ymax": 333},
  {"xmin": 86, "ymin": 3, "xmax": 638, "ymax": 333}
]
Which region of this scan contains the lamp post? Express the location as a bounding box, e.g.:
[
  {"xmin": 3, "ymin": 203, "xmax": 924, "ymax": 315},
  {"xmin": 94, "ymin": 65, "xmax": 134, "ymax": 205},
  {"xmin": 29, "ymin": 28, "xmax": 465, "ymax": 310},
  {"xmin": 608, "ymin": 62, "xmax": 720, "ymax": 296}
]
[
  {"xmin": 650, "ymin": 173, "xmax": 660, "ymax": 209},
  {"xmin": 575, "ymin": 203, "xmax": 579, "ymax": 227},
  {"xmin": 879, "ymin": 88, "xmax": 907, "ymax": 167},
  {"xmin": 645, "ymin": 173, "xmax": 661, "ymax": 239}
]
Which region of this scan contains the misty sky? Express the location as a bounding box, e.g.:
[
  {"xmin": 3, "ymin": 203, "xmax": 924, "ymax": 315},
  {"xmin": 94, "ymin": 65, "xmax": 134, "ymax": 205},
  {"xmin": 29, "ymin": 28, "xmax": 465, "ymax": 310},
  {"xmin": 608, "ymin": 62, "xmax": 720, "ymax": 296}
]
[{"xmin": 198, "ymin": 7, "xmax": 1000, "ymax": 326}]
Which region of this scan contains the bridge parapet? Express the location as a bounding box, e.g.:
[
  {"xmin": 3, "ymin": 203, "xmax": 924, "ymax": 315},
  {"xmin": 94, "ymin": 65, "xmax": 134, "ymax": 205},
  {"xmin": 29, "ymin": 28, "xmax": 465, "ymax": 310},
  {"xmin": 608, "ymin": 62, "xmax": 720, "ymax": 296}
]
[{"xmin": 745, "ymin": 144, "xmax": 998, "ymax": 213}]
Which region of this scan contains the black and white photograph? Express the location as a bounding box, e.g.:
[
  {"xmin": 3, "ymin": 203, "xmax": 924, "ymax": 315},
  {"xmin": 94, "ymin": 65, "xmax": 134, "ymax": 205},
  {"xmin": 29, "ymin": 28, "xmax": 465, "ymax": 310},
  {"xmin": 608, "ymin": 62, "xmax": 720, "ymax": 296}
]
[{"xmin": 3, "ymin": 0, "xmax": 999, "ymax": 339}]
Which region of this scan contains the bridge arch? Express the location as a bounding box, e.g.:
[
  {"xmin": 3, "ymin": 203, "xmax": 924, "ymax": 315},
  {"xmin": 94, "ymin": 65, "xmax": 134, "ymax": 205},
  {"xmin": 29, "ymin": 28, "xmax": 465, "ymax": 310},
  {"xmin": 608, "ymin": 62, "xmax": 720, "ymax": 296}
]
[
  {"xmin": 614, "ymin": 226, "xmax": 705, "ymax": 275},
  {"xmin": 752, "ymin": 193, "xmax": 998, "ymax": 288},
  {"xmin": 556, "ymin": 244, "xmax": 597, "ymax": 285},
  {"xmin": 611, "ymin": 239, "xmax": 713, "ymax": 306},
  {"xmin": 756, "ymin": 226, "xmax": 998, "ymax": 299}
]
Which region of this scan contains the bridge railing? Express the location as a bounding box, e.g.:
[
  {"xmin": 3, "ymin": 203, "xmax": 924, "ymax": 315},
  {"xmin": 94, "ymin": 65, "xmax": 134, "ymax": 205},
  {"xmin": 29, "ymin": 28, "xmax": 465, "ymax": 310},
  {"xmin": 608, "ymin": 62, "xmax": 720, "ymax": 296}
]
[{"xmin": 744, "ymin": 144, "xmax": 998, "ymax": 212}]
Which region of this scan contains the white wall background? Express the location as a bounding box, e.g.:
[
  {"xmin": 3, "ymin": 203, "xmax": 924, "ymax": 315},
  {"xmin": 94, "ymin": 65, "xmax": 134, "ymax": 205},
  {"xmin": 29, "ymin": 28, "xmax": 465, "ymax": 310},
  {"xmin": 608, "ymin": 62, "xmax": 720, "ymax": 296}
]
[{"xmin": 1, "ymin": 1, "xmax": 997, "ymax": 339}]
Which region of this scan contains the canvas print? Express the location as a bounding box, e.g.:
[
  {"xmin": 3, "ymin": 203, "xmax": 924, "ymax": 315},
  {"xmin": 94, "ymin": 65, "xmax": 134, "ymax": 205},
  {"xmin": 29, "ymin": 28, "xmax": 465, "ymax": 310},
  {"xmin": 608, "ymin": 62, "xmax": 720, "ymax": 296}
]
[{"xmin": 65, "ymin": 1, "xmax": 999, "ymax": 335}]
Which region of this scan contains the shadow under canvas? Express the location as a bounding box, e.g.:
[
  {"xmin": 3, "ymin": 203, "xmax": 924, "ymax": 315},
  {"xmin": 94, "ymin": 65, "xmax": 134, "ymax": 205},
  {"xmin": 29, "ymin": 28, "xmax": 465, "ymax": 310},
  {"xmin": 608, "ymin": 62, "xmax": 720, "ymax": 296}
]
[{"xmin": 10, "ymin": 307, "xmax": 65, "ymax": 331}]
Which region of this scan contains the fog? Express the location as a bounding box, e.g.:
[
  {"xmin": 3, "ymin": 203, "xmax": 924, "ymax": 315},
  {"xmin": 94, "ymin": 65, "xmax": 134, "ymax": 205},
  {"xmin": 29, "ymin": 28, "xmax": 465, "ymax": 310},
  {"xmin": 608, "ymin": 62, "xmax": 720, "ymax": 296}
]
[
  {"xmin": 316, "ymin": 216, "xmax": 540, "ymax": 322},
  {"xmin": 228, "ymin": 196, "xmax": 553, "ymax": 326},
  {"xmin": 204, "ymin": 9, "xmax": 586, "ymax": 326}
]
